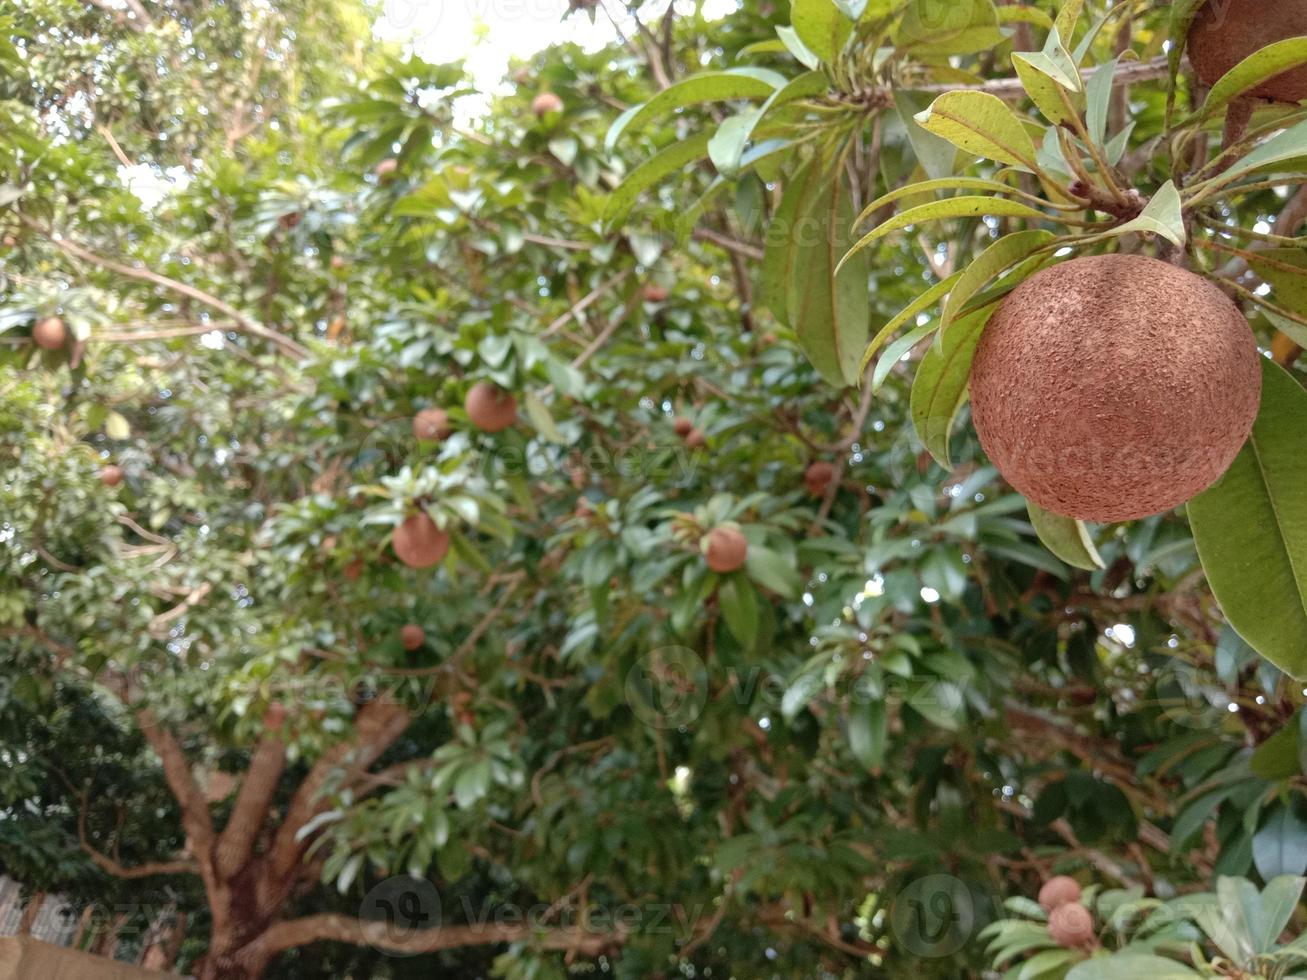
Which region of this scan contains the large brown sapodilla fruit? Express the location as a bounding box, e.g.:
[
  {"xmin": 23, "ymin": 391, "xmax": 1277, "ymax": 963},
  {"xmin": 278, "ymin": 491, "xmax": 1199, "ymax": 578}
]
[
  {"xmin": 705, "ymin": 526, "xmax": 748, "ymax": 573},
  {"xmin": 804, "ymin": 461, "xmax": 836, "ymax": 496},
  {"xmin": 969, "ymin": 254, "xmax": 1261, "ymax": 523},
  {"xmin": 532, "ymin": 92, "xmax": 563, "ymax": 117},
  {"xmin": 100, "ymin": 464, "xmax": 125, "ymax": 488},
  {"xmin": 400, "ymin": 624, "xmax": 425, "ymax": 651},
  {"xmin": 392, "ymin": 512, "xmax": 450, "ymax": 569},
  {"xmin": 465, "ymin": 382, "xmax": 518, "ymax": 433},
  {"xmin": 1038, "ymin": 876, "xmax": 1082, "ymax": 912},
  {"xmin": 1048, "ymin": 903, "xmax": 1095, "ymax": 949},
  {"xmin": 33, "ymin": 316, "xmax": 68, "ymax": 350},
  {"xmin": 1188, "ymin": 0, "xmax": 1307, "ymax": 105},
  {"xmin": 413, "ymin": 407, "xmax": 452, "ymax": 442}
]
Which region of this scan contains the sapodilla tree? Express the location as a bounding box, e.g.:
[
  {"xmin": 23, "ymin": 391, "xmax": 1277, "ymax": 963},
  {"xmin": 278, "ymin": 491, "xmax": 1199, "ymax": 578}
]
[{"xmin": 968, "ymin": 255, "xmax": 1261, "ymax": 523}]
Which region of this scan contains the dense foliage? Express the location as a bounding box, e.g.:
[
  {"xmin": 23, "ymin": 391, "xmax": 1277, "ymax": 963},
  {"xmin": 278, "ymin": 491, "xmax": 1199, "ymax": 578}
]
[{"xmin": 2, "ymin": 1, "xmax": 1307, "ymax": 978}]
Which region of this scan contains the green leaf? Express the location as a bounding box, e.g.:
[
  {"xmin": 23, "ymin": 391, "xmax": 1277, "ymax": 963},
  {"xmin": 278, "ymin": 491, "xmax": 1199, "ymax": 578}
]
[
  {"xmin": 859, "ymin": 271, "xmax": 961, "ymax": 375},
  {"xmin": 1258, "ymin": 875, "xmax": 1307, "ymax": 951},
  {"xmin": 1018, "ymin": 948, "xmax": 1080, "ymax": 980},
  {"xmin": 710, "ymin": 71, "xmax": 828, "ymax": 176},
  {"xmin": 1193, "ymin": 37, "xmax": 1307, "ymax": 124},
  {"xmin": 523, "ymin": 390, "xmax": 565, "ymax": 444},
  {"xmin": 841, "ymin": 196, "xmax": 1049, "ymax": 272},
  {"xmin": 894, "ymin": 91, "xmax": 959, "ymax": 181},
  {"xmin": 745, "ymin": 545, "xmax": 803, "ymax": 599},
  {"xmin": 1054, "ymin": 0, "xmax": 1083, "ymax": 42},
  {"xmin": 847, "ymin": 700, "xmax": 886, "ymax": 769},
  {"xmin": 719, "ymin": 574, "xmax": 760, "ymax": 649},
  {"xmin": 776, "ymin": 24, "xmax": 821, "ymax": 69},
  {"xmin": 913, "ymin": 90, "xmax": 1040, "ymax": 170},
  {"xmin": 1249, "ymin": 248, "xmax": 1307, "ymax": 316},
  {"xmin": 1251, "ymin": 713, "xmax": 1303, "ymax": 780},
  {"xmin": 872, "ymin": 319, "xmax": 938, "ymax": 392},
  {"xmin": 788, "ymin": 166, "xmax": 869, "ymax": 387},
  {"xmin": 1216, "ymin": 117, "xmax": 1307, "ymax": 186},
  {"xmin": 105, "ymin": 410, "xmax": 131, "ymax": 440},
  {"xmin": 941, "ymin": 229, "xmax": 1053, "ymax": 333},
  {"xmin": 791, "ymin": 0, "xmax": 852, "ymax": 64},
  {"xmin": 1106, "ymin": 180, "xmax": 1186, "ymax": 247},
  {"xmin": 1254, "ymin": 806, "xmax": 1307, "ymax": 881},
  {"xmin": 1085, "ymin": 56, "xmax": 1119, "ymax": 147},
  {"xmin": 894, "ymin": 0, "xmax": 1004, "ymax": 56},
  {"xmin": 1189, "ymin": 360, "xmax": 1307, "ymax": 679},
  {"xmin": 911, "ymin": 305, "xmax": 993, "ymax": 467},
  {"xmin": 1028, "ymin": 501, "xmax": 1105, "ymax": 571},
  {"xmin": 997, "ymin": 5, "xmax": 1053, "ymax": 29},
  {"xmin": 761, "ymin": 158, "xmax": 816, "ymax": 323},
  {"xmin": 603, "ymin": 133, "xmax": 712, "ymax": 225},
  {"xmin": 1066, "ymin": 954, "xmax": 1202, "ymax": 980},
  {"xmin": 604, "ymin": 70, "xmax": 783, "ymax": 152},
  {"xmin": 854, "ymin": 176, "xmax": 1042, "ymax": 228}
]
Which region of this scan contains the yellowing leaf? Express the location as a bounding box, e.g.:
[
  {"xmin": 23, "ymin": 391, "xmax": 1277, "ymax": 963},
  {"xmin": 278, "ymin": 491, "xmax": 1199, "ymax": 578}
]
[{"xmin": 913, "ymin": 91, "xmax": 1040, "ymax": 170}]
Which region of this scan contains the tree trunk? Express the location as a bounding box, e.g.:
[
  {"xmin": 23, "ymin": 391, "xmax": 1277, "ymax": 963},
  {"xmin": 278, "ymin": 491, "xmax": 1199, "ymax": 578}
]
[{"xmin": 16, "ymin": 891, "xmax": 44, "ymax": 936}]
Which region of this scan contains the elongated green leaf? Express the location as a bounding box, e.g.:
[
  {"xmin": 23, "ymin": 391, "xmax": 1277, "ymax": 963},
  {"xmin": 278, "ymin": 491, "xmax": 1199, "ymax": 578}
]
[
  {"xmin": 997, "ymin": 4, "xmax": 1053, "ymax": 29},
  {"xmin": 911, "ymin": 306, "xmax": 993, "ymax": 467},
  {"xmin": 941, "ymin": 229, "xmax": 1053, "ymax": 332},
  {"xmin": 1194, "ymin": 37, "xmax": 1307, "ymax": 123},
  {"xmin": 895, "ymin": 0, "xmax": 1003, "ymax": 56},
  {"xmin": 1067, "ymin": 954, "xmax": 1202, "ymax": 980},
  {"xmin": 1254, "ymin": 807, "xmax": 1307, "ymax": 881},
  {"xmin": 1086, "ymin": 55, "xmax": 1119, "ymax": 146},
  {"xmin": 854, "ymin": 176, "xmax": 1035, "ymax": 228},
  {"xmin": 719, "ymin": 574, "xmax": 760, "ymax": 649},
  {"xmin": 603, "ymin": 133, "xmax": 712, "ymax": 225},
  {"xmin": 914, "ymin": 91, "xmax": 1039, "ymax": 170},
  {"xmin": 712, "ymin": 71, "xmax": 827, "ymax": 176},
  {"xmin": 523, "ymin": 390, "xmax": 565, "ymax": 444},
  {"xmin": 1014, "ymin": 56, "xmax": 1082, "ymax": 125},
  {"xmin": 761, "ymin": 158, "xmax": 817, "ymax": 323},
  {"xmin": 894, "ymin": 91, "xmax": 959, "ymax": 181},
  {"xmin": 1106, "ymin": 180, "xmax": 1186, "ymax": 247},
  {"xmin": 604, "ymin": 70, "xmax": 783, "ymax": 153},
  {"xmin": 791, "ymin": 0, "xmax": 852, "ymax": 64},
  {"xmin": 1028, "ymin": 501, "xmax": 1105, "ymax": 571},
  {"xmin": 1249, "ymin": 248, "xmax": 1307, "ymax": 316},
  {"xmin": 1216, "ymin": 117, "xmax": 1307, "ymax": 185},
  {"xmin": 1190, "ymin": 359, "xmax": 1307, "ymax": 679},
  {"xmin": 859, "ymin": 271, "xmax": 962, "ymax": 374},
  {"xmin": 776, "ymin": 24, "xmax": 821, "ymax": 69},
  {"xmin": 1257, "ymin": 875, "xmax": 1307, "ymax": 952},
  {"xmin": 1014, "ymin": 24, "xmax": 1081, "ymax": 92},
  {"xmin": 789, "ymin": 167, "xmax": 868, "ymax": 386},
  {"xmin": 745, "ymin": 545, "xmax": 803, "ymax": 599},
  {"xmin": 847, "ymin": 700, "xmax": 887, "ymax": 769},
  {"xmin": 872, "ymin": 318, "xmax": 938, "ymax": 391},
  {"xmin": 1054, "ymin": 0, "xmax": 1083, "ymax": 41},
  {"xmin": 841, "ymin": 196, "xmax": 1050, "ymax": 272}
]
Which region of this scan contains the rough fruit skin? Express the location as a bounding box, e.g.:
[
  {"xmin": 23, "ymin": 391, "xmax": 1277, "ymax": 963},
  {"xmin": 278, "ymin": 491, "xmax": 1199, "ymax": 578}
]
[
  {"xmin": 413, "ymin": 408, "xmax": 452, "ymax": 442},
  {"xmin": 465, "ymin": 382, "xmax": 518, "ymax": 433},
  {"xmin": 99, "ymin": 464, "xmax": 124, "ymax": 488},
  {"xmin": 1038, "ymin": 876, "xmax": 1082, "ymax": 912},
  {"xmin": 804, "ymin": 461, "xmax": 836, "ymax": 496},
  {"xmin": 532, "ymin": 92, "xmax": 563, "ymax": 116},
  {"xmin": 705, "ymin": 527, "xmax": 748, "ymax": 573},
  {"xmin": 1048, "ymin": 903, "xmax": 1095, "ymax": 949},
  {"xmin": 400, "ymin": 624, "xmax": 425, "ymax": 651},
  {"xmin": 1189, "ymin": 0, "xmax": 1307, "ymax": 104},
  {"xmin": 969, "ymin": 254, "xmax": 1261, "ymax": 523},
  {"xmin": 392, "ymin": 512, "xmax": 450, "ymax": 569},
  {"xmin": 673, "ymin": 416, "xmax": 693, "ymax": 437},
  {"xmin": 32, "ymin": 316, "xmax": 68, "ymax": 350}
]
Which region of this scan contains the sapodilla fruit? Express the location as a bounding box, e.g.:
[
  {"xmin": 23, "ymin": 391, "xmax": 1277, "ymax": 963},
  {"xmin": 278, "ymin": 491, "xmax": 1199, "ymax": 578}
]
[
  {"xmin": 1188, "ymin": 0, "xmax": 1307, "ymax": 105},
  {"xmin": 374, "ymin": 158, "xmax": 398, "ymax": 178},
  {"xmin": 685, "ymin": 428, "xmax": 707, "ymax": 449},
  {"xmin": 644, "ymin": 284, "xmax": 669, "ymax": 303},
  {"xmin": 673, "ymin": 416, "xmax": 694, "ymax": 437},
  {"xmin": 413, "ymin": 407, "xmax": 452, "ymax": 442},
  {"xmin": 32, "ymin": 316, "xmax": 68, "ymax": 350},
  {"xmin": 465, "ymin": 382, "xmax": 517, "ymax": 432},
  {"xmin": 99, "ymin": 464, "xmax": 124, "ymax": 488},
  {"xmin": 1048, "ymin": 903, "xmax": 1096, "ymax": 949},
  {"xmin": 804, "ymin": 461, "xmax": 836, "ymax": 496},
  {"xmin": 968, "ymin": 254, "xmax": 1260, "ymax": 523},
  {"xmin": 705, "ymin": 526, "xmax": 748, "ymax": 573},
  {"xmin": 392, "ymin": 512, "xmax": 450, "ymax": 569},
  {"xmin": 1038, "ymin": 876, "xmax": 1082, "ymax": 912},
  {"xmin": 400, "ymin": 624, "xmax": 425, "ymax": 651},
  {"xmin": 532, "ymin": 92, "xmax": 563, "ymax": 116}
]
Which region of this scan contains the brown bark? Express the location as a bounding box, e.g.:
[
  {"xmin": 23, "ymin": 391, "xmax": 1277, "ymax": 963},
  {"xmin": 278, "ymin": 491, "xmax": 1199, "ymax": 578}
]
[{"xmin": 17, "ymin": 891, "xmax": 44, "ymax": 936}]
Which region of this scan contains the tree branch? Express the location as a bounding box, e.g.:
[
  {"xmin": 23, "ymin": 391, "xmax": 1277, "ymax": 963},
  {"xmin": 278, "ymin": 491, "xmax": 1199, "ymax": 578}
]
[
  {"xmin": 77, "ymin": 787, "xmax": 198, "ymax": 880},
  {"xmin": 18, "ymin": 215, "xmax": 308, "ymax": 358},
  {"xmin": 215, "ymin": 716, "xmax": 287, "ymax": 880}
]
